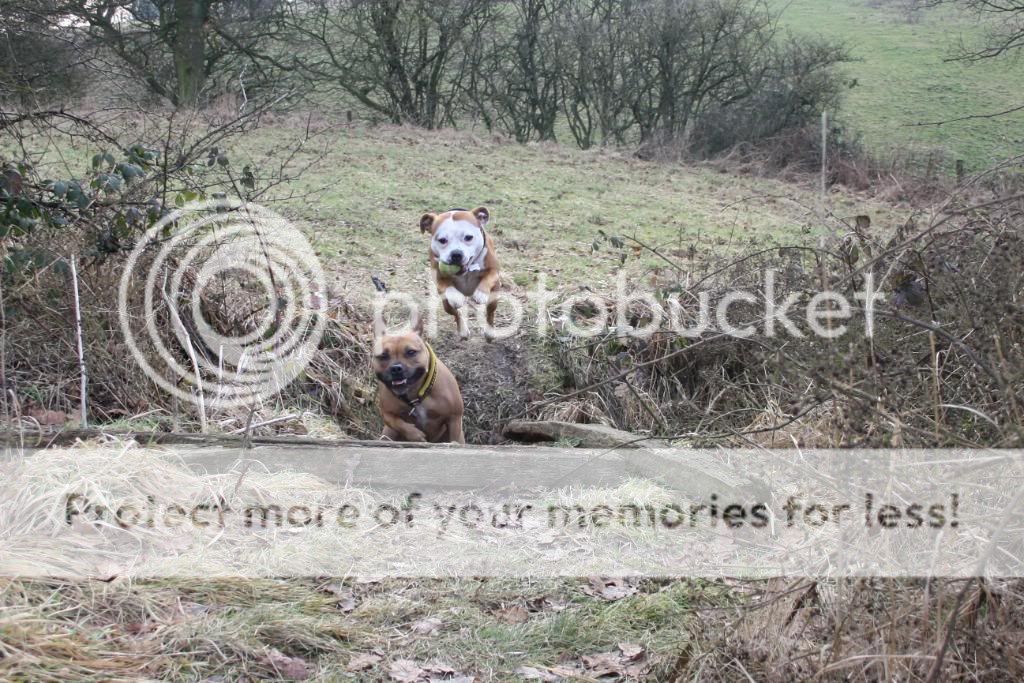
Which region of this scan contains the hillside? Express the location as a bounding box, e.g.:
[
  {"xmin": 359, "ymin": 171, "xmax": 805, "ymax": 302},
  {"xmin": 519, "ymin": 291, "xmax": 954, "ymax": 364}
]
[
  {"xmin": 774, "ymin": 0, "xmax": 1024, "ymax": 169},
  {"xmin": 256, "ymin": 125, "xmax": 900, "ymax": 298}
]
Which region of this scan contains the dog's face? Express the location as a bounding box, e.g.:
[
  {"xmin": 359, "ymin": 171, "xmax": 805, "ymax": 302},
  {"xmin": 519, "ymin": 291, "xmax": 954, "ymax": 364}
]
[
  {"xmin": 372, "ymin": 330, "xmax": 429, "ymax": 392},
  {"xmin": 420, "ymin": 207, "xmax": 490, "ymax": 272}
]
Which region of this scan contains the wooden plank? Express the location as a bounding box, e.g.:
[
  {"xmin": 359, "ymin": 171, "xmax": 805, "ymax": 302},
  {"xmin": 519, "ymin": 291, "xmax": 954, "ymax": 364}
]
[
  {"xmin": 1, "ymin": 428, "xmax": 765, "ymax": 499},
  {"xmin": 503, "ymin": 420, "xmax": 652, "ymax": 448},
  {"xmin": 173, "ymin": 444, "xmax": 633, "ymax": 492},
  {"xmin": 0, "ymin": 428, "xmax": 450, "ymax": 450}
]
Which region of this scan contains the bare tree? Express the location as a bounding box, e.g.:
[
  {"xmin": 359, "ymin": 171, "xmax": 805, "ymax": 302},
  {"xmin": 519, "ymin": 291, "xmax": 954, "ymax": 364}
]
[
  {"xmin": 292, "ymin": 0, "xmax": 495, "ymax": 129},
  {"xmin": 919, "ymin": 0, "xmax": 1024, "ymax": 60},
  {"xmin": 556, "ymin": 0, "xmax": 639, "ymax": 148},
  {"xmin": 908, "ymin": 1, "xmax": 1024, "ymax": 124},
  {"xmin": 0, "ymin": 0, "xmax": 88, "ymax": 105},
  {"xmin": 18, "ymin": 0, "xmax": 292, "ymax": 107},
  {"xmin": 497, "ymin": 0, "xmax": 566, "ymax": 142},
  {"xmin": 545, "ymin": 0, "xmax": 847, "ymax": 155}
]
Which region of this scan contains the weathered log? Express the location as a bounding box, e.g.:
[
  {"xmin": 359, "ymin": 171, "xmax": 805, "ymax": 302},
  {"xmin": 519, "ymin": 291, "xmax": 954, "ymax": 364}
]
[
  {"xmin": 502, "ymin": 420, "xmax": 766, "ymax": 499},
  {"xmin": 503, "ymin": 420, "xmax": 653, "ymax": 448},
  {"xmin": 0, "ymin": 428, "xmax": 443, "ymax": 450},
  {"xmin": 1, "ymin": 426, "xmax": 764, "ymax": 499}
]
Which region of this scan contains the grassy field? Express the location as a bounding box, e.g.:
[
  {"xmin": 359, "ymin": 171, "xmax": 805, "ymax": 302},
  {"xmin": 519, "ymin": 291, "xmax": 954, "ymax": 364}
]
[
  {"xmin": 241, "ymin": 123, "xmax": 904, "ymax": 442},
  {"xmin": 256, "ymin": 124, "xmax": 898, "ymax": 299},
  {"xmin": 774, "ymin": 0, "xmax": 1024, "ymax": 170}
]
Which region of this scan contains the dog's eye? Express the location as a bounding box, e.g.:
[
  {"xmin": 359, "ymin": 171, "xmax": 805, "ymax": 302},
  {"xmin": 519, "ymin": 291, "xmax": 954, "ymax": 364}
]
[
  {"xmin": 438, "ymin": 237, "xmax": 448, "ymax": 245},
  {"xmin": 405, "ymin": 348, "xmax": 418, "ymax": 358},
  {"xmin": 463, "ymin": 234, "xmax": 473, "ymax": 242},
  {"xmin": 376, "ymin": 353, "xmax": 389, "ymax": 361}
]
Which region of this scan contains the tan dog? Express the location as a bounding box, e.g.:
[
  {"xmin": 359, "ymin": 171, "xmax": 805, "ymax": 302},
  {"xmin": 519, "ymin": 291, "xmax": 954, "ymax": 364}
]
[
  {"xmin": 420, "ymin": 207, "xmax": 501, "ymax": 339},
  {"xmin": 373, "ymin": 315, "xmax": 465, "ymax": 444}
]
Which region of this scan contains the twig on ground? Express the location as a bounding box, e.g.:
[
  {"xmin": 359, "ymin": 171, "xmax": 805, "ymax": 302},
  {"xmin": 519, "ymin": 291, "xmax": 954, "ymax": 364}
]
[{"xmin": 232, "ymin": 412, "xmax": 300, "ymax": 435}]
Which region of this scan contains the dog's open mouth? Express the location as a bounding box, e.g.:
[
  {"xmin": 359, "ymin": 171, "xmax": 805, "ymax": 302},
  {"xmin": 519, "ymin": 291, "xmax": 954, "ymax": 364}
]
[{"xmin": 378, "ymin": 366, "xmax": 424, "ymax": 392}]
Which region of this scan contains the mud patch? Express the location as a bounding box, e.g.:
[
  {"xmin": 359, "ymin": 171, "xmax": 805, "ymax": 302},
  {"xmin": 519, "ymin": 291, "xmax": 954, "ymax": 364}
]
[{"xmin": 431, "ymin": 331, "xmax": 545, "ymax": 444}]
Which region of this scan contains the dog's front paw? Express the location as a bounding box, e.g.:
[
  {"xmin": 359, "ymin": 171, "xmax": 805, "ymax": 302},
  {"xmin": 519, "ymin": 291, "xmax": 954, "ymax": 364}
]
[
  {"xmin": 445, "ymin": 287, "xmax": 466, "ymax": 309},
  {"xmin": 403, "ymin": 428, "xmax": 427, "ymax": 443},
  {"xmin": 471, "ymin": 289, "xmax": 489, "ymax": 306}
]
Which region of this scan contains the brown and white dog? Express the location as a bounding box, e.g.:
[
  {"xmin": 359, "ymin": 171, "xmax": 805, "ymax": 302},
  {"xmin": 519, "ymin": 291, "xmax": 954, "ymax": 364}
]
[
  {"xmin": 373, "ymin": 314, "xmax": 465, "ymax": 444},
  {"xmin": 420, "ymin": 207, "xmax": 501, "ymax": 339}
]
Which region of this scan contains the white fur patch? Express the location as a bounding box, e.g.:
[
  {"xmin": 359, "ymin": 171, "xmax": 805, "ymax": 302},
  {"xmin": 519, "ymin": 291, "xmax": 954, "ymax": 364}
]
[
  {"xmin": 432, "ymin": 217, "xmax": 486, "ymax": 269},
  {"xmin": 445, "ymin": 286, "xmax": 467, "ymax": 309}
]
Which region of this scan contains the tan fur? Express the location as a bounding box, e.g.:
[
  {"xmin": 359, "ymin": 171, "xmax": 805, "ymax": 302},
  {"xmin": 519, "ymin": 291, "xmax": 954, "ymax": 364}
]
[
  {"xmin": 420, "ymin": 206, "xmax": 502, "ymax": 338},
  {"xmin": 373, "ymin": 329, "xmax": 465, "ymax": 444}
]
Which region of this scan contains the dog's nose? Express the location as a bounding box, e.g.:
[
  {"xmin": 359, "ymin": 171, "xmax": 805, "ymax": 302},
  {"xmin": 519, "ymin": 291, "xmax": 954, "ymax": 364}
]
[
  {"xmin": 449, "ymin": 250, "xmax": 463, "ymax": 264},
  {"xmin": 389, "ymin": 364, "xmax": 404, "ymax": 377}
]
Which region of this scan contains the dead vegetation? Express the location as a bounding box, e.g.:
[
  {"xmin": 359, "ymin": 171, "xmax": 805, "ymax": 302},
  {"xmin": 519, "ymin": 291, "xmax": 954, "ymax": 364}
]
[
  {"xmin": 673, "ymin": 578, "xmax": 1024, "ymax": 681},
  {"xmin": 708, "ymin": 122, "xmax": 1024, "ymax": 205},
  {"xmin": 0, "ymin": 574, "xmax": 708, "ymax": 681},
  {"xmin": 535, "ymin": 188, "xmax": 1024, "ymax": 450}
]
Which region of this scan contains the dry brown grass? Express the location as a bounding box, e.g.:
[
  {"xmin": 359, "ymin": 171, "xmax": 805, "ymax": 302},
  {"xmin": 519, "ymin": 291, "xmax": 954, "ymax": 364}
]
[
  {"xmin": 532, "ymin": 193, "xmax": 1024, "ymax": 450},
  {"xmin": 671, "ymin": 578, "xmax": 1024, "ymax": 681}
]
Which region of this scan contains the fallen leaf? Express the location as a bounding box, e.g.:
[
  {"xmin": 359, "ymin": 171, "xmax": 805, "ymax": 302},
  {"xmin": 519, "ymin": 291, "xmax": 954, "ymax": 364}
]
[
  {"xmin": 412, "ymin": 616, "xmax": 444, "ymax": 635},
  {"xmin": 422, "ymin": 662, "xmax": 456, "ymax": 676},
  {"xmin": 346, "ymin": 653, "xmax": 382, "ymax": 672},
  {"xmin": 624, "ymin": 662, "xmax": 652, "ymax": 678},
  {"xmin": 431, "ymin": 676, "xmax": 475, "ymax": 683},
  {"xmin": 261, "ymin": 648, "xmax": 309, "ymax": 680},
  {"xmin": 549, "ymin": 666, "xmax": 583, "ymax": 678},
  {"xmin": 581, "ymin": 652, "xmax": 624, "ymax": 677},
  {"xmin": 602, "ymin": 584, "xmax": 636, "ymax": 600},
  {"xmin": 389, "ymin": 659, "xmax": 424, "ymax": 683},
  {"xmin": 180, "ymin": 602, "xmax": 209, "ymax": 616},
  {"xmin": 514, "ymin": 666, "xmax": 561, "ymax": 681},
  {"xmin": 320, "ymin": 583, "xmax": 358, "ymax": 612},
  {"xmin": 527, "ymin": 596, "xmax": 568, "ymax": 612},
  {"xmin": 336, "ymin": 592, "xmax": 357, "ymax": 612},
  {"xmin": 495, "ymin": 605, "xmax": 529, "ymax": 624},
  {"xmin": 583, "ymin": 577, "xmax": 637, "ymax": 601},
  {"xmin": 617, "ymin": 643, "xmax": 645, "ymax": 661}
]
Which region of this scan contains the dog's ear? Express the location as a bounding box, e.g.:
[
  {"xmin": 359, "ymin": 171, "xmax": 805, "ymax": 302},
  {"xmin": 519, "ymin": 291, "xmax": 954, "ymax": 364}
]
[
  {"xmin": 410, "ymin": 308, "xmax": 424, "ymax": 337},
  {"xmin": 472, "ymin": 206, "xmax": 489, "ymax": 227},
  {"xmin": 419, "ymin": 213, "xmax": 437, "ymax": 234}
]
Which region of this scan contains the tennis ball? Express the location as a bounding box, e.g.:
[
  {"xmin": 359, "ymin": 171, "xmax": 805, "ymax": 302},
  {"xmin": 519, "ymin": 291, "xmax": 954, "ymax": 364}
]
[{"xmin": 437, "ymin": 261, "xmax": 461, "ymax": 277}]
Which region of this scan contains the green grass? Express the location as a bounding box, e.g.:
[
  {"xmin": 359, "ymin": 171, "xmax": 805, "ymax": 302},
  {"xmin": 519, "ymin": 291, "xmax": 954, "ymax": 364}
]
[{"xmin": 773, "ymin": 0, "xmax": 1024, "ymax": 169}]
